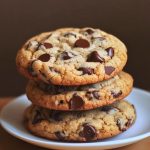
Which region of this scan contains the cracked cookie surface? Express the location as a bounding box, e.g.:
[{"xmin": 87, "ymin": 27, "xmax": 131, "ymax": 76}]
[
  {"xmin": 24, "ymin": 100, "xmax": 136, "ymax": 142},
  {"xmin": 16, "ymin": 27, "xmax": 127, "ymax": 85},
  {"xmin": 26, "ymin": 71, "xmax": 133, "ymax": 110}
]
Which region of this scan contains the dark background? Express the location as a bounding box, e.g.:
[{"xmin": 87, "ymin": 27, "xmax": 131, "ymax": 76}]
[{"xmin": 0, "ymin": 0, "xmax": 150, "ymax": 96}]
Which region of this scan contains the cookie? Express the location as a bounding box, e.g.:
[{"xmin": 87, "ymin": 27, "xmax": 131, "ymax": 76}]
[
  {"xmin": 24, "ymin": 100, "xmax": 136, "ymax": 142},
  {"xmin": 16, "ymin": 27, "xmax": 127, "ymax": 85},
  {"xmin": 26, "ymin": 71, "xmax": 133, "ymax": 111}
]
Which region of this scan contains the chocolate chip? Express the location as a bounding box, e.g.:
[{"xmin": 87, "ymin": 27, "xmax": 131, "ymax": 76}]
[
  {"xmin": 38, "ymin": 54, "xmax": 50, "ymax": 62},
  {"xmin": 105, "ymin": 66, "xmax": 115, "ymax": 75},
  {"xmin": 32, "ymin": 110, "xmax": 43, "ymax": 124},
  {"xmin": 111, "ymin": 90, "xmax": 122, "ymax": 98},
  {"xmin": 86, "ymin": 29, "xmax": 94, "ymax": 34},
  {"xmin": 59, "ymin": 100, "xmax": 64, "ymax": 104},
  {"xmin": 87, "ymin": 51, "xmax": 105, "ymax": 63},
  {"xmin": 51, "ymin": 111, "xmax": 62, "ymax": 121},
  {"xmin": 106, "ymin": 47, "xmax": 114, "ymax": 58},
  {"xmin": 86, "ymin": 92, "xmax": 93, "ymax": 100},
  {"xmin": 69, "ymin": 94, "xmax": 84, "ymax": 110},
  {"xmin": 86, "ymin": 91, "xmax": 100, "ymax": 100},
  {"xmin": 27, "ymin": 61, "xmax": 37, "ymax": 77},
  {"xmin": 74, "ymin": 39, "xmax": 90, "ymax": 48},
  {"xmin": 55, "ymin": 131, "xmax": 65, "ymax": 140},
  {"xmin": 78, "ymin": 67, "xmax": 94, "ymax": 75},
  {"xmin": 38, "ymin": 43, "xmax": 52, "ymax": 50},
  {"xmin": 80, "ymin": 123, "xmax": 96, "ymax": 140},
  {"xmin": 43, "ymin": 42, "xmax": 53, "ymax": 49},
  {"xmin": 64, "ymin": 32, "xmax": 76, "ymax": 38},
  {"xmin": 62, "ymin": 52, "xmax": 72, "ymax": 60},
  {"xmin": 101, "ymin": 105, "xmax": 114, "ymax": 112}
]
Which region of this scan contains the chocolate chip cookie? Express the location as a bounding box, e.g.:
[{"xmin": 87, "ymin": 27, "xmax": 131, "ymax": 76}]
[
  {"xmin": 16, "ymin": 27, "xmax": 127, "ymax": 85},
  {"xmin": 26, "ymin": 71, "xmax": 133, "ymax": 110},
  {"xmin": 24, "ymin": 100, "xmax": 136, "ymax": 142}
]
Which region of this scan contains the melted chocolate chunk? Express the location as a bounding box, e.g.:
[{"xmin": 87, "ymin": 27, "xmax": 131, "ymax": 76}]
[
  {"xmin": 74, "ymin": 39, "xmax": 90, "ymax": 48},
  {"xmin": 86, "ymin": 91, "xmax": 100, "ymax": 100},
  {"xmin": 43, "ymin": 42, "xmax": 53, "ymax": 49},
  {"xmin": 27, "ymin": 61, "xmax": 37, "ymax": 77},
  {"xmin": 59, "ymin": 100, "xmax": 64, "ymax": 105},
  {"xmin": 51, "ymin": 111, "xmax": 62, "ymax": 121},
  {"xmin": 80, "ymin": 123, "xmax": 96, "ymax": 140},
  {"xmin": 69, "ymin": 94, "xmax": 84, "ymax": 110},
  {"xmin": 111, "ymin": 90, "xmax": 122, "ymax": 98},
  {"xmin": 86, "ymin": 92, "xmax": 93, "ymax": 100},
  {"xmin": 32, "ymin": 110, "xmax": 43, "ymax": 124},
  {"xmin": 104, "ymin": 66, "xmax": 115, "ymax": 75},
  {"xmin": 38, "ymin": 53, "xmax": 50, "ymax": 62},
  {"xmin": 106, "ymin": 47, "xmax": 114, "ymax": 58},
  {"xmin": 78, "ymin": 67, "xmax": 94, "ymax": 75},
  {"xmin": 87, "ymin": 51, "xmax": 105, "ymax": 63},
  {"xmin": 55, "ymin": 131, "xmax": 65, "ymax": 140}
]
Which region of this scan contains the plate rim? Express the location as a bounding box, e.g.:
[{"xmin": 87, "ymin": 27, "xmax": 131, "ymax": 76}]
[{"xmin": 0, "ymin": 87, "xmax": 150, "ymax": 148}]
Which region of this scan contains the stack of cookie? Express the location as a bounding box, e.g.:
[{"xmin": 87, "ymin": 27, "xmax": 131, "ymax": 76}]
[{"xmin": 16, "ymin": 27, "xmax": 136, "ymax": 142}]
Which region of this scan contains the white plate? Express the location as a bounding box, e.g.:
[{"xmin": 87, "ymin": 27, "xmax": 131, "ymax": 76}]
[{"xmin": 0, "ymin": 88, "xmax": 150, "ymax": 150}]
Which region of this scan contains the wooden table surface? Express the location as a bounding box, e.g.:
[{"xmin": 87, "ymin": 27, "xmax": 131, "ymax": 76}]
[{"xmin": 0, "ymin": 98, "xmax": 150, "ymax": 150}]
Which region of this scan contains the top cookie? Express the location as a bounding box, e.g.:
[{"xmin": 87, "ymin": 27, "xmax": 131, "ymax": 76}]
[{"xmin": 16, "ymin": 27, "xmax": 127, "ymax": 85}]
